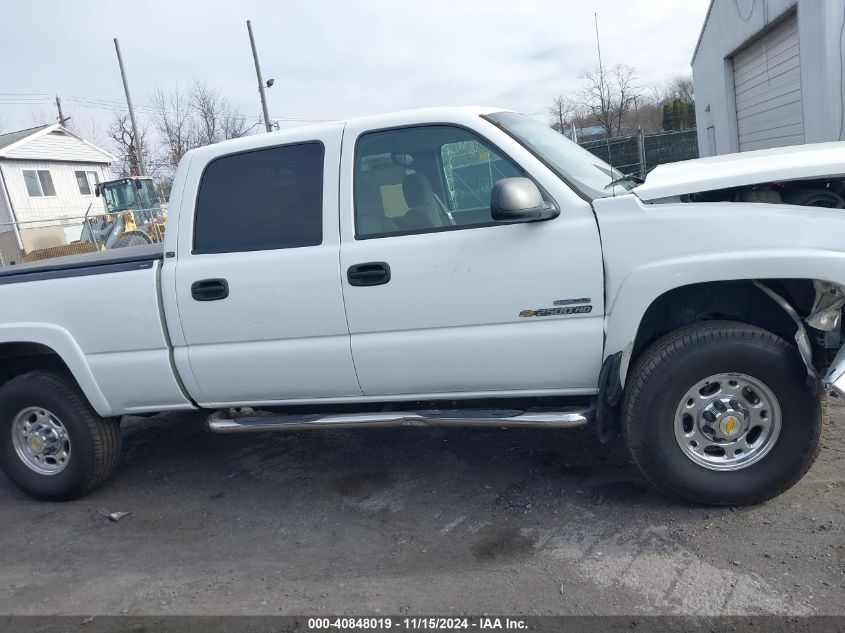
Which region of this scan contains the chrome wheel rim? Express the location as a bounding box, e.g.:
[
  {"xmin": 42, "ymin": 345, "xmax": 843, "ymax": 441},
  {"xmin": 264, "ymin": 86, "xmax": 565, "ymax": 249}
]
[
  {"xmin": 674, "ymin": 373, "xmax": 781, "ymax": 471},
  {"xmin": 11, "ymin": 407, "xmax": 71, "ymax": 475}
]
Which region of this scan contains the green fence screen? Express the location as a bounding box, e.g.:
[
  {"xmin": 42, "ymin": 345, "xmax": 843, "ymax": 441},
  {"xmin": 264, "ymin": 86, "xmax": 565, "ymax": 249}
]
[{"xmin": 579, "ymin": 129, "xmax": 699, "ymax": 176}]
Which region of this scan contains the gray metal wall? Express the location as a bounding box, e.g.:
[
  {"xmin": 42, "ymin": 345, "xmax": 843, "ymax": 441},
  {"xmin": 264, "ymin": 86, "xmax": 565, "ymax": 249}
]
[{"xmin": 692, "ymin": 0, "xmax": 845, "ymax": 156}]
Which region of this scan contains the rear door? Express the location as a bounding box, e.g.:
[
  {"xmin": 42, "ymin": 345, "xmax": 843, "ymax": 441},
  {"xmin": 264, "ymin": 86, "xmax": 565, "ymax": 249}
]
[{"xmin": 167, "ymin": 123, "xmax": 362, "ymax": 406}]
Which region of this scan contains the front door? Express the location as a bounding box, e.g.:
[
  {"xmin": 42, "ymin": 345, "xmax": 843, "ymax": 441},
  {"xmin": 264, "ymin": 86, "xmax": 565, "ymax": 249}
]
[
  {"xmin": 339, "ymin": 117, "xmax": 605, "ymax": 398},
  {"xmin": 169, "ymin": 124, "xmax": 362, "ymax": 406}
]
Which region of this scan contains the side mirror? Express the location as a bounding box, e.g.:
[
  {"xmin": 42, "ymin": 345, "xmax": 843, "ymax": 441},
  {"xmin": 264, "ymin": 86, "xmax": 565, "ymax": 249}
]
[
  {"xmin": 94, "ymin": 184, "xmax": 101, "ymax": 197},
  {"xmin": 490, "ymin": 178, "xmax": 559, "ymax": 223}
]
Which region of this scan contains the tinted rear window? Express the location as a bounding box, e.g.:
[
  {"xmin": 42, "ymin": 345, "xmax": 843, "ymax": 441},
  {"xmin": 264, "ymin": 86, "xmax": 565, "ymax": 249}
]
[{"xmin": 193, "ymin": 142, "xmax": 324, "ymax": 254}]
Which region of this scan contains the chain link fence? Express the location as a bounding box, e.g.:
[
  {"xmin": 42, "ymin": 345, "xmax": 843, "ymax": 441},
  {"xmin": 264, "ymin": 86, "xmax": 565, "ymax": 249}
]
[
  {"xmin": 579, "ymin": 129, "xmax": 699, "ymax": 178},
  {"xmin": 0, "ymin": 209, "xmax": 166, "ymax": 268}
]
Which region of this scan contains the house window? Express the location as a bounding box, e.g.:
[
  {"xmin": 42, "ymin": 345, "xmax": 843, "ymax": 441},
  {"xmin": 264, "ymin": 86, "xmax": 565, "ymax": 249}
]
[
  {"xmin": 75, "ymin": 170, "xmax": 100, "ymax": 196},
  {"xmin": 22, "ymin": 169, "xmax": 56, "ymax": 197}
]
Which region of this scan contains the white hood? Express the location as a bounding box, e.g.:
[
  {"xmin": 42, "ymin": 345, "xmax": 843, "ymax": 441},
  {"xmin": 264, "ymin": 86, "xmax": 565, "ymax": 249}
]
[{"xmin": 632, "ymin": 141, "xmax": 845, "ymax": 201}]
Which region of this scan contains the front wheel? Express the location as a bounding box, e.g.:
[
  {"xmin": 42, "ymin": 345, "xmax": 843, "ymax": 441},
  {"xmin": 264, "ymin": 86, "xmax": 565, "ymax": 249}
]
[
  {"xmin": 622, "ymin": 321, "xmax": 823, "ymax": 505},
  {"xmin": 0, "ymin": 372, "xmax": 121, "ymax": 501},
  {"xmin": 114, "ymin": 232, "xmax": 151, "ymax": 248}
]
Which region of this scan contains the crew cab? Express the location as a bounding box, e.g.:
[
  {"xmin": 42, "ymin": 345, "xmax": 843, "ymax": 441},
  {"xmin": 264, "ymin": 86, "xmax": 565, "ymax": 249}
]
[{"xmin": 1, "ymin": 107, "xmax": 844, "ymax": 505}]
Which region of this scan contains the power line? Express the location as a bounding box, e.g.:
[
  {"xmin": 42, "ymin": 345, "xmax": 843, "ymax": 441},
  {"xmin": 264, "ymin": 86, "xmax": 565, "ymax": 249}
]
[
  {"xmin": 270, "ymin": 115, "xmax": 339, "ymax": 122},
  {"xmin": 2, "ymin": 93, "xmax": 339, "ymax": 123}
]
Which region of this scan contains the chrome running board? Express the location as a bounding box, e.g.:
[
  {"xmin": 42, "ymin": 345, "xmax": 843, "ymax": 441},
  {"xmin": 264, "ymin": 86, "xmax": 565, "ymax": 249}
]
[{"xmin": 207, "ymin": 407, "xmax": 592, "ymax": 433}]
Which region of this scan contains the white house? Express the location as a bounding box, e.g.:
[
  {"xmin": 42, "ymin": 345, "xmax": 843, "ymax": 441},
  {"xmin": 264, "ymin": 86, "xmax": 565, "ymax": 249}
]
[
  {"xmin": 692, "ymin": 0, "xmax": 845, "ymax": 157},
  {"xmin": 0, "ymin": 123, "xmax": 116, "ymax": 265}
]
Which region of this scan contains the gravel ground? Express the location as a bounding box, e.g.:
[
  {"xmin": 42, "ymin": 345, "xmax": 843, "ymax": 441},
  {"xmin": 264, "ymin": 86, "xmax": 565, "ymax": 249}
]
[{"xmin": 0, "ymin": 399, "xmax": 843, "ymax": 616}]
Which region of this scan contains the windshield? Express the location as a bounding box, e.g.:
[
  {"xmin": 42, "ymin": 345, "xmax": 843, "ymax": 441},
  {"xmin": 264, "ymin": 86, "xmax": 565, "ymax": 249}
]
[
  {"xmin": 102, "ymin": 179, "xmax": 159, "ymax": 212},
  {"xmin": 484, "ymin": 111, "xmax": 635, "ymax": 199}
]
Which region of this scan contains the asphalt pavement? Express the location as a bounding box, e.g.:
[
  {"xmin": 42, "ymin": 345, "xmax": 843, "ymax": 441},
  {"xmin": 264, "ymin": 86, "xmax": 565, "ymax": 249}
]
[{"xmin": 0, "ymin": 400, "xmax": 843, "ymax": 616}]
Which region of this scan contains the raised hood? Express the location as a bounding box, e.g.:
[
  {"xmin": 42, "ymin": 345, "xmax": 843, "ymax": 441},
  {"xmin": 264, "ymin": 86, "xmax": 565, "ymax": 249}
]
[{"xmin": 633, "ymin": 141, "xmax": 845, "ymax": 201}]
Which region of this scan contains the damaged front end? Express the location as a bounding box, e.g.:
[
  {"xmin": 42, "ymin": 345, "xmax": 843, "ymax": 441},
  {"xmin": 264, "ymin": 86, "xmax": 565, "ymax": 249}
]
[
  {"xmin": 740, "ymin": 281, "xmax": 845, "ymax": 395},
  {"xmin": 824, "ymin": 347, "xmax": 845, "ymax": 397},
  {"xmin": 807, "ymin": 280, "xmax": 845, "ymax": 396},
  {"xmin": 807, "ymin": 280, "xmax": 845, "ymax": 332}
]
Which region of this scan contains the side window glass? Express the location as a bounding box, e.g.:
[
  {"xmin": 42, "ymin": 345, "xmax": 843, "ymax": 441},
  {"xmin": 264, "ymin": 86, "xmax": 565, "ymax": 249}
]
[
  {"xmin": 354, "ymin": 126, "xmax": 522, "ymax": 239},
  {"xmin": 194, "ymin": 142, "xmax": 324, "ymax": 254},
  {"xmin": 440, "ymin": 140, "xmax": 521, "ymax": 214}
]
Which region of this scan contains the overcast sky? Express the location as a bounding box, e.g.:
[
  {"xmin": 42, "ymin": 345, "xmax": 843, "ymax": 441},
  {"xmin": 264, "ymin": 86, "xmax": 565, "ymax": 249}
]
[{"xmin": 0, "ymin": 0, "xmax": 710, "ymax": 142}]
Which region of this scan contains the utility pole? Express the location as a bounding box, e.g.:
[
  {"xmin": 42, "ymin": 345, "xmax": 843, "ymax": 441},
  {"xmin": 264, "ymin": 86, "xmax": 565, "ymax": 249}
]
[
  {"xmin": 113, "ymin": 37, "xmax": 147, "ymax": 176},
  {"xmin": 54, "ymin": 96, "xmax": 71, "ymax": 127},
  {"xmin": 247, "ymin": 20, "xmax": 273, "ymax": 133}
]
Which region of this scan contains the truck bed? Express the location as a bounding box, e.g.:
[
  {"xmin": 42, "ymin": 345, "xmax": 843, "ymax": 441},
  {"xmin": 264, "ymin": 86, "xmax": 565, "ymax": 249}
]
[
  {"xmin": 0, "ymin": 244, "xmax": 164, "ymax": 285},
  {"xmin": 0, "ymin": 241, "xmax": 190, "ymax": 415}
]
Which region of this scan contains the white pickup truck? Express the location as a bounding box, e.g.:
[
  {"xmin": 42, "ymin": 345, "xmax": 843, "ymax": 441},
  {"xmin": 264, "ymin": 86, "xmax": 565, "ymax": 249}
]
[{"xmin": 2, "ymin": 107, "xmax": 844, "ymax": 506}]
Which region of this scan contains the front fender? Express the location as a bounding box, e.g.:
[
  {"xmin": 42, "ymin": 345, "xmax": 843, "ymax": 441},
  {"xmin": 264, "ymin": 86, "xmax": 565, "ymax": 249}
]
[
  {"xmin": 603, "ymin": 248, "xmax": 845, "ymax": 383},
  {"xmin": 0, "ymin": 323, "xmax": 112, "ymax": 416}
]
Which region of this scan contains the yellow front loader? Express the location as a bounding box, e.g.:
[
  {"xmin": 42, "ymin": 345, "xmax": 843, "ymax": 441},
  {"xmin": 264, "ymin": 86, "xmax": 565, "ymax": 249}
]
[{"xmin": 82, "ymin": 177, "xmax": 167, "ymax": 249}]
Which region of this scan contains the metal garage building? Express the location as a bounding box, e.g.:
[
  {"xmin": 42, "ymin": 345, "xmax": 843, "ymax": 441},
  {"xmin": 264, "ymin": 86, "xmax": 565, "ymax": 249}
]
[{"xmin": 692, "ymin": 0, "xmax": 845, "ymax": 156}]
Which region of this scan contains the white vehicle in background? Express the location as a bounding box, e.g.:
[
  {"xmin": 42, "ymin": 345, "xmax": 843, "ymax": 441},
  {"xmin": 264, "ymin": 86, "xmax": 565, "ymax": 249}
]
[{"xmin": 0, "ymin": 107, "xmax": 844, "ymax": 506}]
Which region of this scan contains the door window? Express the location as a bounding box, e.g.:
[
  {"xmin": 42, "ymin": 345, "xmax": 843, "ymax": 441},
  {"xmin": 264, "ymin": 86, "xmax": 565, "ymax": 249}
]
[
  {"xmin": 354, "ymin": 126, "xmax": 522, "ymax": 239},
  {"xmin": 193, "ymin": 142, "xmax": 324, "ymax": 254}
]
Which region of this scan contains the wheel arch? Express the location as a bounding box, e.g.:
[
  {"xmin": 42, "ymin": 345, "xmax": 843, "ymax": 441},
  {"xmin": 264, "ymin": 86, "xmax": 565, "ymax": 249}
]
[
  {"xmin": 595, "ymin": 273, "xmax": 840, "ymax": 443},
  {"xmin": 0, "ymin": 325, "xmax": 112, "ymax": 417},
  {"xmin": 628, "ymin": 279, "xmax": 812, "ymax": 374},
  {"xmin": 603, "ymin": 252, "xmax": 845, "ymax": 381}
]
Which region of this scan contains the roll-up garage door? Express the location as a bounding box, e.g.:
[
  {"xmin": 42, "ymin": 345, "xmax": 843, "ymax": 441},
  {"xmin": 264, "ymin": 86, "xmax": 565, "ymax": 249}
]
[{"xmin": 733, "ymin": 14, "xmax": 803, "ymax": 151}]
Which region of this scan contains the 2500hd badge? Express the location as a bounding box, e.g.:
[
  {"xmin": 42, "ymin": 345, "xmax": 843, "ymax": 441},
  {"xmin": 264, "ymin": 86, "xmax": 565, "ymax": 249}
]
[{"xmin": 519, "ymin": 298, "xmax": 593, "ymax": 318}]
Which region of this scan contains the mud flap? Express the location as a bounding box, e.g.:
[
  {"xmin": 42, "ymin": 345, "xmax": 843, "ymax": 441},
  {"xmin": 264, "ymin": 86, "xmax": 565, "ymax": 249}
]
[{"xmin": 596, "ymin": 351, "xmax": 623, "ymax": 443}]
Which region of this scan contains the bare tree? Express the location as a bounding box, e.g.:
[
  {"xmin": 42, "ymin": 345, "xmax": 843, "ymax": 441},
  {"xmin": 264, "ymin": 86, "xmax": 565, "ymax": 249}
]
[
  {"xmin": 150, "ymin": 80, "xmax": 250, "ymax": 172},
  {"xmin": 549, "ymin": 70, "xmax": 695, "ymax": 140},
  {"xmin": 107, "ymin": 112, "xmax": 148, "ymax": 177},
  {"xmin": 150, "ymin": 85, "xmax": 195, "ymax": 170},
  {"xmin": 664, "ymin": 74, "xmax": 694, "ymax": 102},
  {"xmin": 629, "ymin": 83, "xmax": 666, "ymax": 134},
  {"xmin": 60, "ymin": 111, "xmax": 105, "ymax": 147},
  {"xmin": 548, "ymin": 96, "xmax": 581, "ymax": 138},
  {"xmin": 220, "ymin": 106, "xmax": 250, "ymax": 141},
  {"xmin": 81, "ymin": 114, "xmax": 106, "ymax": 148},
  {"xmin": 190, "ymin": 80, "xmax": 249, "ymax": 146},
  {"xmin": 578, "ymin": 63, "xmax": 640, "ymax": 138},
  {"xmin": 191, "ymin": 80, "xmax": 221, "ymax": 146},
  {"xmin": 634, "ymin": 99, "xmax": 664, "ymax": 134},
  {"xmin": 28, "ymin": 109, "xmax": 53, "ymax": 127},
  {"xmin": 145, "ymin": 81, "xmax": 250, "ymax": 194}
]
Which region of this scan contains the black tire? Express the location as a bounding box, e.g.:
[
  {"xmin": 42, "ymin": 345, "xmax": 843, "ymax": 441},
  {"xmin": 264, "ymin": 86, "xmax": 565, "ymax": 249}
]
[
  {"xmin": 115, "ymin": 232, "xmax": 150, "ymax": 248},
  {"xmin": 782, "ymin": 187, "xmax": 845, "ymax": 209},
  {"xmin": 0, "ymin": 371, "xmax": 121, "ymax": 501},
  {"xmin": 622, "ymin": 321, "xmax": 822, "ymax": 506}
]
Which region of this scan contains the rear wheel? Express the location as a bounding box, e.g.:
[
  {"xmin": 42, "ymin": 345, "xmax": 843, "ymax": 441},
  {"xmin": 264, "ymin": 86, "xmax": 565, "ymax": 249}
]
[
  {"xmin": 622, "ymin": 321, "xmax": 822, "ymax": 505},
  {"xmin": 0, "ymin": 372, "xmax": 121, "ymax": 501}
]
